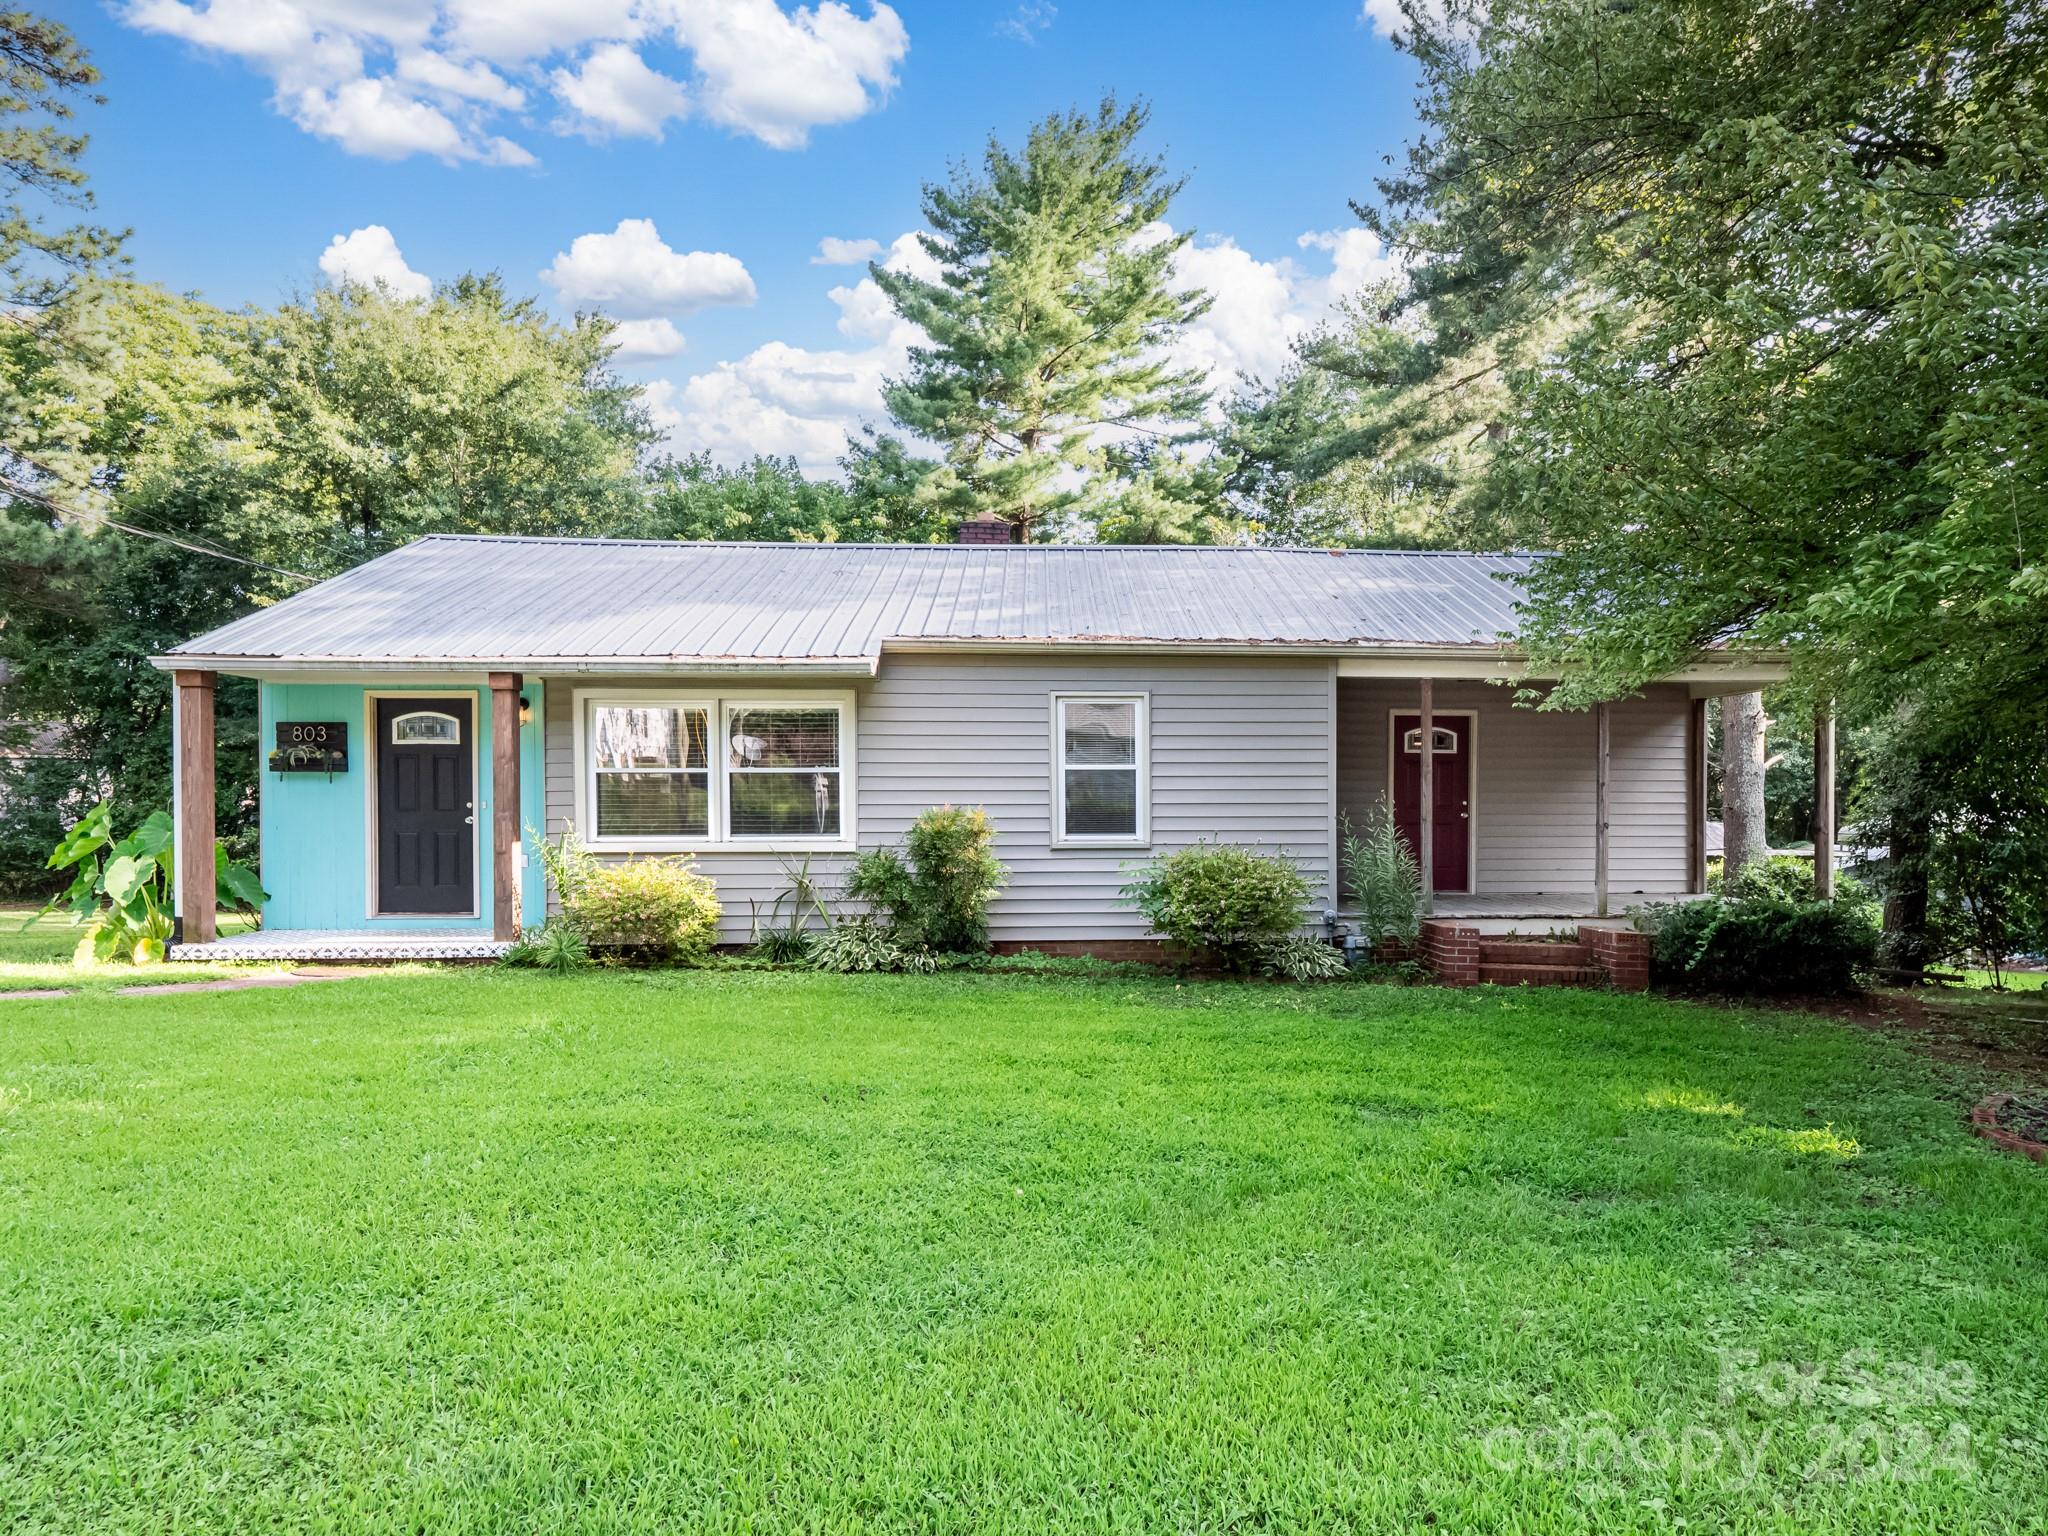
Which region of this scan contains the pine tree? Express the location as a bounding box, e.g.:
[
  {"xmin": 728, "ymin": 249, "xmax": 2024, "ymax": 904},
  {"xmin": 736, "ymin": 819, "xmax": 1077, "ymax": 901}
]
[{"xmin": 872, "ymin": 97, "xmax": 1213, "ymax": 540}]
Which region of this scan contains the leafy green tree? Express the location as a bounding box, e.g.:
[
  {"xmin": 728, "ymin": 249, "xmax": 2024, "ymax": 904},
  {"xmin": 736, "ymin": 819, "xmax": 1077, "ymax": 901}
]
[
  {"xmin": 0, "ymin": 276, "xmax": 659, "ymax": 892},
  {"xmin": 632, "ymin": 434, "xmax": 948, "ymax": 544},
  {"xmin": 873, "ymin": 97, "xmax": 1214, "ymax": 540},
  {"xmin": 1374, "ymin": 0, "xmax": 2045, "ymax": 714},
  {"xmin": 1216, "ymin": 294, "xmax": 1484, "ymax": 548},
  {"xmin": 237, "ymin": 275, "xmax": 651, "ymax": 566},
  {"xmin": 1372, "ymin": 0, "xmax": 2045, "ymax": 959}
]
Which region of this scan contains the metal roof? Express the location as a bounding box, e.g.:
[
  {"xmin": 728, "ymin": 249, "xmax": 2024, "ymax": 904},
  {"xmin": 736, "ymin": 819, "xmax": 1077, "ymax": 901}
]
[{"xmin": 160, "ymin": 535, "xmax": 1541, "ymax": 669}]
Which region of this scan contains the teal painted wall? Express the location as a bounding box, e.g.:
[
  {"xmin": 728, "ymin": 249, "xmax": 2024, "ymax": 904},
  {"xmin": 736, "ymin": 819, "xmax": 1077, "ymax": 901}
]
[{"xmin": 257, "ymin": 680, "xmax": 546, "ymax": 931}]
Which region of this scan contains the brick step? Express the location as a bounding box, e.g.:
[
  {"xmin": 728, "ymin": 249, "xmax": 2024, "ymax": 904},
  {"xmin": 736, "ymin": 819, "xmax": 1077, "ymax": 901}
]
[
  {"xmin": 1477, "ymin": 962, "xmax": 1601, "ymax": 987},
  {"xmin": 1478, "ymin": 940, "xmax": 1591, "ymax": 966}
]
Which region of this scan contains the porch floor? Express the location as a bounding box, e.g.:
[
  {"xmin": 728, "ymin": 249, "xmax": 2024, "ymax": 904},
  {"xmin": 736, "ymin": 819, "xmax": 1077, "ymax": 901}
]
[
  {"xmin": 1342, "ymin": 891, "xmax": 1704, "ymax": 936},
  {"xmin": 170, "ymin": 930, "xmax": 511, "ymax": 963}
]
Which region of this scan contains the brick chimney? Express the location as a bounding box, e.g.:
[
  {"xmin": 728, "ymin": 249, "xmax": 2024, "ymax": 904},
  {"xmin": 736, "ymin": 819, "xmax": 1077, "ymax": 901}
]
[{"xmin": 956, "ymin": 511, "xmax": 1021, "ymax": 545}]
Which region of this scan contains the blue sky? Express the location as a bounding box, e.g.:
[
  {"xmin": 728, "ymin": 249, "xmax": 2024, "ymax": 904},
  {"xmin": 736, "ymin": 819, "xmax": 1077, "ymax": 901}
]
[{"xmin": 73, "ymin": 1, "xmax": 1426, "ymax": 471}]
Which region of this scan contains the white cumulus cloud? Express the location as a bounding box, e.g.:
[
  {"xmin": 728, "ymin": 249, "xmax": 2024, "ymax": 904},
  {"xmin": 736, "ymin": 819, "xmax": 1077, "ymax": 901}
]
[
  {"xmin": 812, "ymin": 235, "xmax": 883, "ymax": 265},
  {"xmin": 541, "ymin": 218, "xmax": 756, "ymax": 317},
  {"xmin": 121, "ymin": 0, "xmax": 909, "ymax": 165},
  {"xmin": 552, "ymin": 42, "xmax": 689, "ymax": 139},
  {"xmin": 607, "ymin": 316, "xmax": 689, "ymax": 362},
  {"xmin": 665, "ymin": 0, "xmax": 909, "ymax": 149},
  {"xmin": 318, "ymin": 224, "xmax": 432, "ymax": 299},
  {"xmin": 1167, "ymin": 223, "xmax": 1403, "ymax": 396}
]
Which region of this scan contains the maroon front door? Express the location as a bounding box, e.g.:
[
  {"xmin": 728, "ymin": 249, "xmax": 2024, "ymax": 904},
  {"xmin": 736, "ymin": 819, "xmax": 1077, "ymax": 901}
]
[{"xmin": 1392, "ymin": 713, "xmax": 1471, "ymax": 893}]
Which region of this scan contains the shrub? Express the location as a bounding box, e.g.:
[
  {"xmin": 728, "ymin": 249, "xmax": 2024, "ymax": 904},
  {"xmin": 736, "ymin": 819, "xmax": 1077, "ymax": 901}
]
[
  {"xmin": 810, "ymin": 916, "xmax": 939, "ymax": 974},
  {"xmin": 748, "ymin": 854, "xmax": 831, "ymax": 964},
  {"xmin": 1253, "ymin": 933, "xmax": 1349, "ymax": 982},
  {"xmin": 1120, "ymin": 843, "xmax": 1312, "ymax": 973},
  {"xmin": 34, "ymin": 802, "xmax": 266, "ymax": 965},
  {"xmin": 1341, "ymin": 808, "xmax": 1423, "ymax": 950},
  {"xmin": 502, "ymin": 919, "xmax": 592, "ymax": 973},
  {"xmin": 1634, "ymin": 895, "xmax": 1878, "ymax": 995},
  {"xmin": 537, "ymin": 825, "xmax": 721, "ymax": 964},
  {"xmin": 1720, "ymin": 852, "xmax": 1874, "ymax": 911},
  {"xmin": 841, "ymin": 805, "xmax": 1007, "ymax": 954}
]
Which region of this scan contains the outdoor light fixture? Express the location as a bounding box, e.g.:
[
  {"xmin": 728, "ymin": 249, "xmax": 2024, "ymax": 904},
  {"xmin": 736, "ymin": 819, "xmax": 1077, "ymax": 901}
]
[{"xmin": 518, "ymin": 694, "xmax": 533, "ymax": 726}]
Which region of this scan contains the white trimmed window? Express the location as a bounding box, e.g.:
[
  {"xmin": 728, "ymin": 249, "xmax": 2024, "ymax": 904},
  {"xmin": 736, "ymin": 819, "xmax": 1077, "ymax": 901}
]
[
  {"xmin": 1053, "ymin": 693, "xmax": 1148, "ymax": 845},
  {"xmin": 724, "ymin": 703, "xmax": 844, "ymax": 842},
  {"xmin": 577, "ymin": 692, "xmax": 854, "ymax": 850},
  {"xmin": 591, "ymin": 703, "xmax": 710, "ymax": 840}
]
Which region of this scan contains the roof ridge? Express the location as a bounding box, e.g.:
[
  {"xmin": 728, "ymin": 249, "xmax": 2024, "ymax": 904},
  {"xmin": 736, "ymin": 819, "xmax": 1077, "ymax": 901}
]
[{"xmin": 413, "ymin": 533, "xmax": 1542, "ymax": 558}]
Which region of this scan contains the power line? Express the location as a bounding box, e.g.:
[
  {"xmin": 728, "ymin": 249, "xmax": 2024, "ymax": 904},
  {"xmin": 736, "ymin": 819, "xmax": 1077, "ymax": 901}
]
[{"xmin": 1, "ymin": 479, "xmax": 318, "ymax": 584}]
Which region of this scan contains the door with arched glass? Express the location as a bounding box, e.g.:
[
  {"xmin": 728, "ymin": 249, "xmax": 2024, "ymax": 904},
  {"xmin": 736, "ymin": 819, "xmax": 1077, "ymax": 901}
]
[{"xmin": 375, "ymin": 697, "xmax": 474, "ymax": 914}]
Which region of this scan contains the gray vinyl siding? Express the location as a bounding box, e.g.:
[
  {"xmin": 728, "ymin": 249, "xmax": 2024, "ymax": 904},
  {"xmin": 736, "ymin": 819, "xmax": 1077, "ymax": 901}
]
[
  {"xmin": 543, "ymin": 654, "xmax": 1336, "ymax": 943},
  {"xmin": 1335, "ymin": 679, "xmax": 1690, "ymax": 897}
]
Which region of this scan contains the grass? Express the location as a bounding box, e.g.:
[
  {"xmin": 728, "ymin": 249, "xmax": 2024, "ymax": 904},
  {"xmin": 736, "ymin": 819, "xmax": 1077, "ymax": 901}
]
[{"xmin": 1, "ymin": 922, "xmax": 2044, "ymax": 1530}]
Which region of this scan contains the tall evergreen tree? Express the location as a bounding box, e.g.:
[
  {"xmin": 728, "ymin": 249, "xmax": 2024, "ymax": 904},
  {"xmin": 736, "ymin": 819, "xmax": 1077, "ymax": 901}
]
[{"xmin": 873, "ymin": 97, "xmax": 1213, "ymax": 540}]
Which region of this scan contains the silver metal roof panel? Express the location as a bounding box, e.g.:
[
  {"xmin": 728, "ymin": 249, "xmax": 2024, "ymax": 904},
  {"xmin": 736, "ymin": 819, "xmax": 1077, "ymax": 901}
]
[{"xmin": 162, "ymin": 535, "xmax": 1540, "ymax": 666}]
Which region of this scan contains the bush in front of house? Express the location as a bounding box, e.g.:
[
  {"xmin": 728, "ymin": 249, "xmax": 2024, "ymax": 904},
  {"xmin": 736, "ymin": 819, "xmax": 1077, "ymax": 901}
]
[
  {"xmin": 538, "ymin": 826, "xmax": 721, "ymax": 964},
  {"xmin": 840, "ymin": 805, "xmax": 1008, "ymax": 957},
  {"xmin": 1633, "ymin": 895, "xmax": 1878, "ymax": 995},
  {"xmin": 1341, "ymin": 808, "xmax": 1424, "ymax": 952},
  {"xmin": 1120, "ymin": 842, "xmax": 1316, "ymax": 974},
  {"xmin": 1717, "ymin": 852, "xmax": 1875, "ymax": 912}
]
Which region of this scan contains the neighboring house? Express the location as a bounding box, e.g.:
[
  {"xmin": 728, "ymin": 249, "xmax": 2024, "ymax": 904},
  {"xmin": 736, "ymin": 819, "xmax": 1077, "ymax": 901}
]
[{"xmin": 150, "ymin": 531, "xmax": 1786, "ymax": 961}]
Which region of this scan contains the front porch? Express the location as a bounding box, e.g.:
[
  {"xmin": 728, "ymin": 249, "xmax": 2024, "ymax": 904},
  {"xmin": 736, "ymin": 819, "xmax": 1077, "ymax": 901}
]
[{"xmin": 169, "ymin": 929, "xmax": 513, "ymax": 963}]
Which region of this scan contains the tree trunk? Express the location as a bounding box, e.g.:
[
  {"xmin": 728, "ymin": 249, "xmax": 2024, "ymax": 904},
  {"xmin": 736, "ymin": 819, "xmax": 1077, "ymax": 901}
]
[
  {"xmin": 1882, "ymin": 790, "xmax": 1934, "ymax": 984},
  {"xmin": 1720, "ymin": 691, "xmax": 1769, "ymax": 884}
]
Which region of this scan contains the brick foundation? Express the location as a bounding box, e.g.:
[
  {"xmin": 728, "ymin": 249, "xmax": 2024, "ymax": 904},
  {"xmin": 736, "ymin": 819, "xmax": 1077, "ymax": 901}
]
[
  {"xmin": 1417, "ymin": 919, "xmax": 1482, "ymax": 986},
  {"xmin": 989, "ymin": 938, "xmax": 1174, "ymax": 964},
  {"xmin": 1579, "ymin": 925, "xmax": 1651, "ymax": 992}
]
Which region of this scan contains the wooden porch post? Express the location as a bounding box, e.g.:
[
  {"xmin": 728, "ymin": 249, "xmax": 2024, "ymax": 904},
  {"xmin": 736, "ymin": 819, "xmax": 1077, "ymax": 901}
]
[
  {"xmin": 1418, "ymin": 678, "xmax": 1434, "ymax": 916},
  {"xmin": 1594, "ymin": 701, "xmax": 1612, "ymax": 919},
  {"xmin": 1687, "ymin": 697, "xmax": 1709, "ymax": 893},
  {"xmin": 1813, "ymin": 701, "xmax": 1836, "ymax": 900},
  {"xmin": 489, "ymin": 672, "xmax": 522, "ymax": 941},
  {"xmin": 174, "ymin": 669, "xmax": 216, "ymax": 944}
]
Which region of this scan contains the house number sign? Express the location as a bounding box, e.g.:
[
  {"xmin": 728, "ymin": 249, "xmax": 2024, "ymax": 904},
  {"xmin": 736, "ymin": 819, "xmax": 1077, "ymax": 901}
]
[{"xmin": 270, "ymin": 721, "xmax": 348, "ymax": 775}]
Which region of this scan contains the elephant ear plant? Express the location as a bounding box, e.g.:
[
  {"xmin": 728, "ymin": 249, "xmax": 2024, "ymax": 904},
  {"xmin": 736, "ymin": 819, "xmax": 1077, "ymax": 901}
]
[{"xmin": 33, "ymin": 803, "xmax": 267, "ymax": 965}]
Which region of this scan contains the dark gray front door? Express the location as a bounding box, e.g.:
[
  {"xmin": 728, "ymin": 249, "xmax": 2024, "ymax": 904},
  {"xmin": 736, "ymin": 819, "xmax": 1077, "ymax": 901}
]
[{"xmin": 376, "ymin": 697, "xmax": 473, "ymax": 914}]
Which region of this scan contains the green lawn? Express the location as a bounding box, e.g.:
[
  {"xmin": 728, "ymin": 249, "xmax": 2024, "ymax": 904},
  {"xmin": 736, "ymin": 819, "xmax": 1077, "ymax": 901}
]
[{"xmin": 1, "ymin": 924, "xmax": 2044, "ymax": 1531}]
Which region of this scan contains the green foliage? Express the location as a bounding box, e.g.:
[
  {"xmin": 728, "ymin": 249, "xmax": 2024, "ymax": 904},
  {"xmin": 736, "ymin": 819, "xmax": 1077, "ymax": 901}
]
[
  {"xmin": 746, "ymin": 854, "xmax": 832, "ymax": 965},
  {"xmin": 841, "ymin": 805, "xmax": 1008, "ymax": 955},
  {"xmin": 1217, "ymin": 294, "xmax": 1490, "ymax": 547},
  {"xmin": 501, "ymin": 919, "xmax": 592, "ymax": 974},
  {"xmin": 1719, "ymin": 853, "xmax": 1874, "ymax": 914},
  {"xmin": 873, "ymin": 96, "xmax": 1214, "ymax": 539},
  {"xmin": 632, "ymin": 435, "xmax": 947, "ymax": 545},
  {"xmin": 1856, "ymin": 699, "xmax": 2048, "ymax": 988},
  {"xmin": 1252, "ymin": 933, "xmax": 1348, "ymax": 983},
  {"xmin": 1341, "ymin": 808, "xmax": 1423, "ymax": 950},
  {"xmin": 1373, "ymin": 0, "xmax": 2047, "ymax": 725},
  {"xmin": 1120, "ymin": 843, "xmax": 1313, "ymax": 974},
  {"xmin": 1634, "ymin": 897, "xmax": 1879, "ymax": 996},
  {"xmin": 0, "ymin": 12, "xmax": 122, "ymax": 323},
  {"xmin": 33, "ymin": 801, "xmax": 265, "ymax": 965},
  {"xmin": 808, "ymin": 917, "xmax": 939, "ymax": 975},
  {"xmin": 536, "ymin": 825, "xmax": 720, "ymax": 965}
]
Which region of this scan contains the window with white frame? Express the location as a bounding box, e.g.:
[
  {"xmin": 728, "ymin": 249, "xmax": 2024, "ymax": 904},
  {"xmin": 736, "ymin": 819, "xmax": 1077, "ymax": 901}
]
[
  {"xmin": 724, "ymin": 703, "xmax": 843, "ymax": 841},
  {"xmin": 591, "ymin": 703, "xmax": 710, "ymax": 839},
  {"xmin": 1054, "ymin": 693, "xmax": 1147, "ymax": 844},
  {"xmin": 580, "ymin": 693, "xmax": 853, "ymax": 848}
]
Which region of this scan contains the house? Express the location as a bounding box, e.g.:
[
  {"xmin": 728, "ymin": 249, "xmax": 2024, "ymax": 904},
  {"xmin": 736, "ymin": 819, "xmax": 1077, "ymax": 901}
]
[{"xmin": 150, "ymin": 531, "xmax": 1795, "ymax": 971}]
